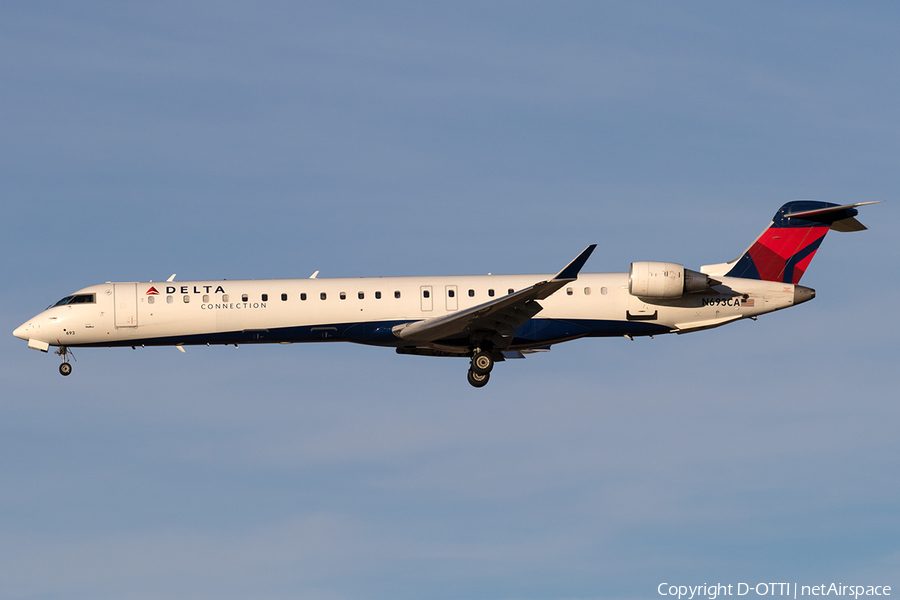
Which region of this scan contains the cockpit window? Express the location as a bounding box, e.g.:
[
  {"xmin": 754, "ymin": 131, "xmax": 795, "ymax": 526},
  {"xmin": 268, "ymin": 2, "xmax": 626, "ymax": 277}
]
[{"xmin": 52, "ymin": 294, "xmax": 96, "ymax": 308}]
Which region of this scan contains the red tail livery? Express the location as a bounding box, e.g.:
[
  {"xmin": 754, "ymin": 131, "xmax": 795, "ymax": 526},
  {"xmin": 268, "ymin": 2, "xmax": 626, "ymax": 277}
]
[{"xmin": 723, "ymin": 201, "xmax": 877, "ymax": 284}]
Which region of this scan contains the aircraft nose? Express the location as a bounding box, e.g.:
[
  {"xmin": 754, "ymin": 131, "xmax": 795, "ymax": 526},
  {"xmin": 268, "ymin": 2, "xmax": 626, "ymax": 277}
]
[
  {"xmin": 13, "ymin": 322, "xmax": 30, "ymax": 340},
  {"xmin": 13, "ymin": 316, "xmax": 42, "ymax": 341}
]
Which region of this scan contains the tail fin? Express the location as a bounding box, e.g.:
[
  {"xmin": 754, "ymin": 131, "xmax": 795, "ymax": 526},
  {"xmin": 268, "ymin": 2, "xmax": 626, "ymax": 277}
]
[{"xmin": 703, "ymin": 201, "xmax": 880, "ymax": 284}]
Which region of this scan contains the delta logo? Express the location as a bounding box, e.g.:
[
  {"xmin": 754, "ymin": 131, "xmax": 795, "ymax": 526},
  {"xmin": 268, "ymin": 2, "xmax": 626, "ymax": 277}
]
[{"xmin": 145, "ymin": 284, "xmax": 227, "ymax": 295}]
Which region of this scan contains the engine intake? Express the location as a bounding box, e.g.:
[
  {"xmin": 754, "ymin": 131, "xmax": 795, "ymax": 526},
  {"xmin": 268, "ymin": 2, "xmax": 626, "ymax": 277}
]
[{"xmin": 629, "ymin": 261, "xmax": 713, "ymax": 298}]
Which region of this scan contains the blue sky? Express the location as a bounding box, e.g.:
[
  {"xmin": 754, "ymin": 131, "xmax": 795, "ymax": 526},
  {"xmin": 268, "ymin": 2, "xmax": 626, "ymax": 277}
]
[{"xmin": 2, "ymin": 3, "xmax": 899, "ymax": 599}]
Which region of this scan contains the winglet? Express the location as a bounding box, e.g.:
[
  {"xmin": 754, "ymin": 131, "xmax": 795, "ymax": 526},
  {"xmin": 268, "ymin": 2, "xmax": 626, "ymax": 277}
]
[{"xmin": 553, "ymin": 245, "xmax": 596, "ymax": 281}]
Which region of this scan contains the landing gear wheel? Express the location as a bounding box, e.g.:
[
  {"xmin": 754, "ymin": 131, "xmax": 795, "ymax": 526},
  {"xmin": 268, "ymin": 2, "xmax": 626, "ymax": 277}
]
[
  {"xmin": 467, "ymin": 369, "xmax": 490, "ymax": 388},
  {"xmin": 55, "ymin": 346, "xmax": 75, "ymax": 376},
  {"xmin": 471, "ymin": 351, "xmax": 494, "ymax": 375}
]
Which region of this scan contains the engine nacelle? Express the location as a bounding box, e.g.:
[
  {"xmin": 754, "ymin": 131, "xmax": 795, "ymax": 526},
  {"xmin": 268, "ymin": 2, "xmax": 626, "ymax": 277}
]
[{"xmin": 629, "ymin": 261, "xmax": 712, "ymax": 298}]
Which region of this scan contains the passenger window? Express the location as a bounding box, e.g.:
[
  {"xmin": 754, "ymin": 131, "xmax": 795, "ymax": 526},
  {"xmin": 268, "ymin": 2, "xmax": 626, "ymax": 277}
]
[
  {"xmin": 223, "ymin": 294, "xmax": 229, "ymax": 302},
  {"xmin": 584, "ymin": 287, "xmax": 591, "ymax": 295},
  {"xmin": 423, "ymin": 290, "xmax": 430, "ymax": 298},
  {"xmin": 508, "ymin": 288, "xmax": 514, "ymax": 295},
  {"xmin": 281, "ymin": 293, "xmax": 287, "ymax": 301},
  {"xmin": 375, "ymin": 291, "xmax": 382, "ymax": 299},
  {"xmin": 448, "ymin": 289, "xmax": 455, "ymax": 298},
  {"xmin": 183, "ymin": 295, "xmax": 190, "ymax": 303},
  {"xmin": 468, "ymin": 289, "xmax": 474, "ymax": 297},
  {"xmin": 203, "ymin": 294, "xmax": 209, "ymax": 302},
  {"xmin": 320, "ymin": 292, "xmax": 327, "ymax": 300},
  {"xmin": 601, "ymin": 287, "xmax": 608, "ymax": 295},
  {"xmin": 148, "ymin": 296, "xmax": 155, "ymax": 305},
  {"xmin": 566, "ymin": 287, "xmax": 573, "ymax": 296},
  {"xmin": 394, "ymin": 291, "xmax": 401, "ymax": 298},
  {"xmin": 262, "ymin": 294, "xmax": 268, "ymax": 301},
  {"xmin": 301, "ymin": 293, "xmax": 307, "ymax": 301},
  {"xmin": 358, "ymin": 292, "xmax": 364, "ymax": 299},
  {"xmin": 488, "ymin": 289, "xmax": 494, "ymax": 297},
  {"xmin": 167, "ymin": 296, "xmax": 174, "ymax": 304},
  {"xmin": 340, "ymin": 292, "xmax": 346, "ymax": 300},
  {"xmin": 242, "ymin": 294, "xmax": 248, "ymax": 302}
]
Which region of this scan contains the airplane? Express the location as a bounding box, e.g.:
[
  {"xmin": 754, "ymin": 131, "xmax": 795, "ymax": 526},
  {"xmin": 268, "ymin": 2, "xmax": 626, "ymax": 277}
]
[{"xmin": 13, "ymin": 201, "xmax": 879, "ymax": 387}]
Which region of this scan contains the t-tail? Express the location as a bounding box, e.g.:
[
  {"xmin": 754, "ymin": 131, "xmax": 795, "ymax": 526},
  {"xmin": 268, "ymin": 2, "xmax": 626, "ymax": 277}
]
[{"xmin": 702, "ymin": 201, "xmax": 881, "ymax": 284}]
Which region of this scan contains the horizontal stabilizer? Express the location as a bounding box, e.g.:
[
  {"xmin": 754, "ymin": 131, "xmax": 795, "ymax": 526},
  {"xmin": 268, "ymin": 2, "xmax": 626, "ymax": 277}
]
[
  {"xmin": 829, "ymin": 217, "xmax": 866, "ymax": 232},
  {"xmin": 782, "ymin": 200, "xmax": 882, "ymax": 232},
  {"xmin": 783, "ymin": 200, "xmax": 882, "ymax": 222}
]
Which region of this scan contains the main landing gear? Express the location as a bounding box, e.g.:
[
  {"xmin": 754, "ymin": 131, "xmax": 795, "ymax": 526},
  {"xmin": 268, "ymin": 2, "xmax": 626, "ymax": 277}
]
[
  {"xmin": 466, "ymin": 349, "xmax": 495, "ymax": 388},
  {"xmin": 55, "ymin": 346, "xmax": 74, "ymax": 376},
  {"xmin": 467, "ymin": 369, "xmax": 489, "ymax": 387}
]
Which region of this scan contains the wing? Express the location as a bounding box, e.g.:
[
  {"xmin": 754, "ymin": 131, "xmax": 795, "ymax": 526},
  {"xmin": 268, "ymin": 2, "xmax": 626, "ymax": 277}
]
[{"xmin": 392, "ymin": 245, "xmax": 596, "ymax": 348}]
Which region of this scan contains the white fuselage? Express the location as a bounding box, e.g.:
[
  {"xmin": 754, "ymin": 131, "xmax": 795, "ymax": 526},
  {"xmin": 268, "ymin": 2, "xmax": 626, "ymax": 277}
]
[{"xmin": 13, "ymin": 272, "xmax": 803, "ymax": 351}]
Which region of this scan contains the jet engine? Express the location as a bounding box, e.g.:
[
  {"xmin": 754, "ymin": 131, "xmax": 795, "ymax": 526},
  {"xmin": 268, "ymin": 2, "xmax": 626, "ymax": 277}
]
[{"xmin": 628, "ymin": 261, "xmax": 714, "ymax": 298}]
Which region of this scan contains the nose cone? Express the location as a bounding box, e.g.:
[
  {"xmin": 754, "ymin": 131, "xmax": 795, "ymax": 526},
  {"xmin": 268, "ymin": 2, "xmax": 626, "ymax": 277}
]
[
  {"xmin": 793, "ymin": 285, "xmax": 816, "ymax": 306},
  {"xmin": 13, "ymin": 315, "xmax": 43, "ymax": 341}
]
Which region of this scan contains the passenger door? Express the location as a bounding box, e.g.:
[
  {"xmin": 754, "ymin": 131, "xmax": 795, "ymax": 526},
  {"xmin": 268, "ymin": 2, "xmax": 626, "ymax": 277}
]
[{"xmin": 114, "ymin": 283, "xmax": 138, "ymax": 328}]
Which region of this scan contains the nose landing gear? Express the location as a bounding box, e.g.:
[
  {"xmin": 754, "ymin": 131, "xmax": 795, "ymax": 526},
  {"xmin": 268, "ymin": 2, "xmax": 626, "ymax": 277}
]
[{"xmin": 55, "ymin": 346, "xmax": 75, "ymax": 376}]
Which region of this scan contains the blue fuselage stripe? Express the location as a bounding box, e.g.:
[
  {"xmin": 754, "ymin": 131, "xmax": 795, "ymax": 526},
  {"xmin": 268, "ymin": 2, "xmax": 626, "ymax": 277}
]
[{"xmin": 74, "ymin": 318, "xmax": 670, "ymax": 349}]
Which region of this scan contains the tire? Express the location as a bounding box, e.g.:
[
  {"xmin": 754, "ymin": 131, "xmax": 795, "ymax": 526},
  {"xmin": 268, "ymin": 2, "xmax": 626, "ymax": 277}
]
[
  {"xmin": 59, "ymin": 363, "xmax": 72, "ymax": 376},
  {"xmin": 467, "ymin": 369, "xmax": 490, "ymax": 388},
  {"xmin": 471, "ymin": 351, "xmax": 493, "ymax": 375}
]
